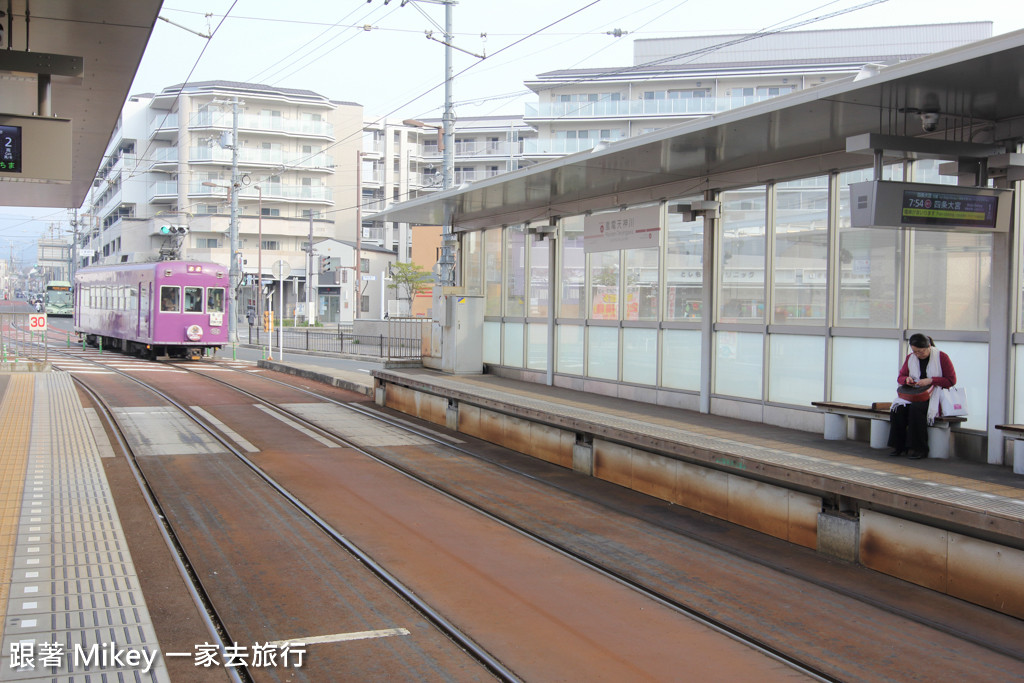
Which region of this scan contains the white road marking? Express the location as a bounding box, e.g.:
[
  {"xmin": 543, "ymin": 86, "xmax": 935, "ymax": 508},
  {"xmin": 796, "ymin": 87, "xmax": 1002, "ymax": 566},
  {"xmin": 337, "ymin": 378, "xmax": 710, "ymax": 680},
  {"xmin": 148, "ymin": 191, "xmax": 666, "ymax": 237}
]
[
  {"xmin": 266, "ymin": 628, "xmax": 410, "ymax": 647},
  {"xmin": 190, "ymin": 406, "xmax": 260, "ymax": 452},
  {"xmin": 254, "ymin": 404, "xmax": 339, "ymax": 448}
]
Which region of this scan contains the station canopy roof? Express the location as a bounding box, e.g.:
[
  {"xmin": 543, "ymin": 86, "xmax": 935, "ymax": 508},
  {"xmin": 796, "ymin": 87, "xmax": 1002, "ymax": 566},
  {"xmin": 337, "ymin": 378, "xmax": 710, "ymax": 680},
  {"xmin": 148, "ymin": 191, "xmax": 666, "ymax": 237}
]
[
  {"xmin": 370, "ymin": 29, "xmax": 1024, "ymax": 231},
  {"xmin": 0, "ymin": 0, "xmax": 162, "ymax": 208}
]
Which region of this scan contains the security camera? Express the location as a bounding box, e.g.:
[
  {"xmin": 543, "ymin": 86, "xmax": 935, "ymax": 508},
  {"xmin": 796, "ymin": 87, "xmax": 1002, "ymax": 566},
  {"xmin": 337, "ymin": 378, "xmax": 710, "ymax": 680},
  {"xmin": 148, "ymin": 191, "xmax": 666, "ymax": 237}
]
[{"xmin": 921, "ymin": 112, "xmax": 940, "ymax": 133}]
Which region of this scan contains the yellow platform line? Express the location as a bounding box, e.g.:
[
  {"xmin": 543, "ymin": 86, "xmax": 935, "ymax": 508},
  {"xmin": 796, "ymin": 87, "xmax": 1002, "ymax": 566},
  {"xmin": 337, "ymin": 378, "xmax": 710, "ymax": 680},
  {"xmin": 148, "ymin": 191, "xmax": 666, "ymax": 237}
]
[{"xmin": 0, "ymin": 374, "xmax": 34, "ymax": 645}]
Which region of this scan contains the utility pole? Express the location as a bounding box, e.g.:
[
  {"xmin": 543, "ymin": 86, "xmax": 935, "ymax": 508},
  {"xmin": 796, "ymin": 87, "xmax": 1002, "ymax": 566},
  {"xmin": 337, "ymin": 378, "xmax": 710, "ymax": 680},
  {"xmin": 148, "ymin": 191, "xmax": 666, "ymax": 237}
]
[
  {"xmin": 438, "ymin": 0, "xmax": 457, "ymax": 286},
  {"xmin": 307, "ymin": 211, "xmax": 316, "ymax": 325},
  {"xmin": 228, "ymin": 97, "xmax": 240, "ymax": 344},
  {"xmin": 70, "ymin": 209, "xmax": 78, "ymax": 285},
  {"xmin": 393, "ymin": 0, "xmax": 459, "ymax": 286},
  {"xmin": 354, "ymin": 149, "xmax": 363, "ymax": 320}
]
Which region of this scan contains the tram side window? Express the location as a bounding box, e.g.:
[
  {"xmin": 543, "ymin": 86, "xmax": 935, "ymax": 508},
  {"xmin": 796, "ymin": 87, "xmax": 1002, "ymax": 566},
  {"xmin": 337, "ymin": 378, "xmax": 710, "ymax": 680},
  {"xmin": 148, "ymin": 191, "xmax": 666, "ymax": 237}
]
[
  {"xmin": 184, "ymin": 286, "xmax": 204, "ymax": 313},
  {"xmin": 161, "ymin": 286, "xmax": 180, "ymax": 312},
  {"xmin": 207, "ymin": 287, "xmax": 225, "ymax": 313}
]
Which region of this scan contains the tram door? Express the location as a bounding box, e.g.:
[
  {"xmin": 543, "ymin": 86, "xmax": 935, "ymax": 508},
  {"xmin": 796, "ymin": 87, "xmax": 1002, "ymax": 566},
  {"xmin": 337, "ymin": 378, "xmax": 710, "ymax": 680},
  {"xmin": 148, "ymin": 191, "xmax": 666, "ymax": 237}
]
[{"xmin": 141, "ymin": 283, "xmax": 151, "ymax": 337}]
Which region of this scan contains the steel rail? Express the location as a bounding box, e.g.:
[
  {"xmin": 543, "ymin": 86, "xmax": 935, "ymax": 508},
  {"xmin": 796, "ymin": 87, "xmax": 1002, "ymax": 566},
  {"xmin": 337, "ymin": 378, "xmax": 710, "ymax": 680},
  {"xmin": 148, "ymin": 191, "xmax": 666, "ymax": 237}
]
[
  {"xmin": 18, "ymin": 329, "xmax": 1024, "ymax": 672},
  {"xmin": 172, "ymin": 360, "xmax": 838, "ymax": 682},
  {"xmin": 71, "ymin": 377, "xmax": 249, "ymax": 683},
  {"xmin": 19, "ymin": 337, "xmax": 1024, "ymax": 671},
  {"xmin": 28, "ymin": 342, "xmax": 520, "ymax": 683}
]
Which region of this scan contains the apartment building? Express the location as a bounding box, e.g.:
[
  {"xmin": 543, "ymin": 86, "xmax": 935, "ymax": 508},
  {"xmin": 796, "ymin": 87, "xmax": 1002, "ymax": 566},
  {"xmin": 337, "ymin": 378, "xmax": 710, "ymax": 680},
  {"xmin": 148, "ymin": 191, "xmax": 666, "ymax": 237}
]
[
  {"xmin": 522, "ymin": 23, "xmax": 993, "ymax": 157},
  {"xmin": 360, "ymin": 115, "xmax": 537, "ymax": 257},
  {"xmin": 77, "ymin": 81, "xmax": 363, "ymax": 319}
]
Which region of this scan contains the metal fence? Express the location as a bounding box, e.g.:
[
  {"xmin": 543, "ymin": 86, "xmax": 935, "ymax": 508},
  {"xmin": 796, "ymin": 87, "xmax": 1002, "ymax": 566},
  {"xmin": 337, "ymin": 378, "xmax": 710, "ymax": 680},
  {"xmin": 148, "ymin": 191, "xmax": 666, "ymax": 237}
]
[
  {"xmin": 244, "ymin": 318, "xmax": 430, "ymax": 360},
  {"xmin": 0, "ymin": 312, "xmax": 50, "ymax": 363}
]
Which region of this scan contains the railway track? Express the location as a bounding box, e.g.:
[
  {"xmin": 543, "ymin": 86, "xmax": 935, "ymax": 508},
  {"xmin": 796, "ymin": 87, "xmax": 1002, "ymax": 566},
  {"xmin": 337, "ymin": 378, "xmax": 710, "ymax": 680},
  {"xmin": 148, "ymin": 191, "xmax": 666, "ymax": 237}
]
[{"xmin": 14, "ymin": 329, "xmax": 1024, "ymax": 682}]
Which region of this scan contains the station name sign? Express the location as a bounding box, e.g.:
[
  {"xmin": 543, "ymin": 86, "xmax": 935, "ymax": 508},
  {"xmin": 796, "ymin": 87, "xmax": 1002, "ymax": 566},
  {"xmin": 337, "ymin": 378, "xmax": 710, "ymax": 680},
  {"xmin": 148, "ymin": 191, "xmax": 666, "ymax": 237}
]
[
  {"xmin": 583, "ymin": 205, "xmax": 661, "ymax": 253},
  {"xmin": 850, "ymin": 181, "xmax": 1012, "ymax": 233}
]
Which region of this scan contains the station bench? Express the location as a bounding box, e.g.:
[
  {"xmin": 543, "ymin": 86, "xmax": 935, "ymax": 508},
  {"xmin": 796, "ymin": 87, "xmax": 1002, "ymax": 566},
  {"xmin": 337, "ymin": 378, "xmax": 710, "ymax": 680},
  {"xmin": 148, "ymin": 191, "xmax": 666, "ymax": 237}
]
[
  {"xmin": 994, "ymin": 424, "xmax": 1024, "ymax": 475},
  {"xmin": 811, "ymin": 401, "xmax": 966, "ymax": 459}
]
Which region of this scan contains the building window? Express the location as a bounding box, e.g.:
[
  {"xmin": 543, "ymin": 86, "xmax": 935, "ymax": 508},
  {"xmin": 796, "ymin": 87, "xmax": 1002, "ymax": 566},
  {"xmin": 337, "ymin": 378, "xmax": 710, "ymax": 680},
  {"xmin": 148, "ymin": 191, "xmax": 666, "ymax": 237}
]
[
  {"xmin": 197, "ymin": 238, "xmax": 219, "ymax": 249},
  {"xmin": 262, "ymin": 240, "xmax": 280, "ymax": 250}
]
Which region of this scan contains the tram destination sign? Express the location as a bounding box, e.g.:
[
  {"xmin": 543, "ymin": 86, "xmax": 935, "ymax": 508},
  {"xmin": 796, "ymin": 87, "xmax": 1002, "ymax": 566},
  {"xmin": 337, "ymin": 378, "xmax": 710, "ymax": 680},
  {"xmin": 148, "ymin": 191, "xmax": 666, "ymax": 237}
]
[{"xmin": 850, "ymin": 180, "xmax": 1012, "ymax": 233}]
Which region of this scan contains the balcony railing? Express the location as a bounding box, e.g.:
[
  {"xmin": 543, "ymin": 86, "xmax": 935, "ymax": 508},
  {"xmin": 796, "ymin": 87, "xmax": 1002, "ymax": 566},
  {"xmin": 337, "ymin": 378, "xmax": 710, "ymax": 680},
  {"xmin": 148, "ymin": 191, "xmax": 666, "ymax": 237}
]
[
  {"xmin": 524, "ymin": 95, "xmax": 779, "ymax": 120},
  {"xmin": 151, "ymin": 147, "xmax": 179, "ymax": 164},
  {"xmin": 188, "ymin": 111, "xmax": 334, "ymax": 138},
  {"xmin": 150, "ymin": 113, "xmax": 178, "ymax": 132},
  {"xmin": 149, "ymin": 181, "xmax": 178, "ymax": 200},
  {"xmin": 409, "ymin": 172, "xmax": 442, "ymax": 188},
  {"xmin": 452, "ymin": 141, "xmax": 513, "ymax": 157},
  {"xmin": 359, "ymin": 199, "xmax": 387, "ymax": 212},
  {"xmin": 189, "ymin": 147, "xmax": 334, "ymax": 170},
  {"xmin": 523, "ymin": 138, "xmax": 605, "ymax": 155},
  {"xmin": 361, "ymin": 226, "xmax": 386, "ymax": 243},
  {"xmin": 189, "ymin": 182, "xmax": 333, "ymax": 203}
]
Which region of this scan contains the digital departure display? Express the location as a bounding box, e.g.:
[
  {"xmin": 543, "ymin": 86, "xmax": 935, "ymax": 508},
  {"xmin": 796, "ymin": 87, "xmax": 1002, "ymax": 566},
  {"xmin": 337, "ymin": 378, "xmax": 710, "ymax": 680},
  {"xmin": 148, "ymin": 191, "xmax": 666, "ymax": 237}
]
[
  {"xmin": 0, "ymin": 124, "xmax": 22, "ymax": 173},
  {"xmin": 901, "ymin": 189, "xmax": 999, "ymax": 229}
]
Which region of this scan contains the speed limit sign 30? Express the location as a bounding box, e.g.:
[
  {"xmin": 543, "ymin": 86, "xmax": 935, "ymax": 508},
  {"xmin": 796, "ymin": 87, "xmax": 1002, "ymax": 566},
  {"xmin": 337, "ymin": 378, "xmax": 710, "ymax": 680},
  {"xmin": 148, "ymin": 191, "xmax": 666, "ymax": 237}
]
[{"xmin": 29, "ymin": 313, "xmax": 47, "ymax": 331}]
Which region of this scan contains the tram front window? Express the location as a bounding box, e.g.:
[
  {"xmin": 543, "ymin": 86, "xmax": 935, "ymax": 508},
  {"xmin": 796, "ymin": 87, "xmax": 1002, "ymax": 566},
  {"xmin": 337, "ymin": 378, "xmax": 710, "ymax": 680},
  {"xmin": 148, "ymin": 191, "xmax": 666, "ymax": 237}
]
[
  {"xmin": 184, "ymin": 287, "xmax": 203, "ymax": 313},
  {"xmin": 160, "ymin": 286, "xmax": 180, "ymax": 312}
]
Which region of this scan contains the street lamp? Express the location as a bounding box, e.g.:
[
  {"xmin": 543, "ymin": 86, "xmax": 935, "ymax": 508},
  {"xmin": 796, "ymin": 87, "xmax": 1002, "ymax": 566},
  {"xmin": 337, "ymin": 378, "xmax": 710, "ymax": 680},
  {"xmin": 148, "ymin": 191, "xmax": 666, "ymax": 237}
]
[
  {"xmin": 256, "ymin": 184, "xmax": 263, "ymax": 322},
  {"xmin": 202, "ymin": 180, "xmax": 240, "ymax": 344}
]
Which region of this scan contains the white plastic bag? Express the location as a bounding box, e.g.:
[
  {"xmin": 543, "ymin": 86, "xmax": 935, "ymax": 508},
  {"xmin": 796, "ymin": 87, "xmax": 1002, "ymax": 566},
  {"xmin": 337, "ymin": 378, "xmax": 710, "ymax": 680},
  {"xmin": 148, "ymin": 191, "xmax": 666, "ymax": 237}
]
[{"xmin": 940, "ymin": 387, "xmax": 968, "ymax": 416}]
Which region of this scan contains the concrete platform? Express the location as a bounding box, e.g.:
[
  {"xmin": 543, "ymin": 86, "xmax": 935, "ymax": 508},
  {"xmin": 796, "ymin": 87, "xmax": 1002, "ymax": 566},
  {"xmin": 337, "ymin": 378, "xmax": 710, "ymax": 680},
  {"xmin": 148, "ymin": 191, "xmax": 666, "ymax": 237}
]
[
  {"xmin": 349, "ymin": 366, "xmax": 1024, "ymax": 621},
  {"xmin": 0, "ymin": 371, "xmax": 169, "ymax": 682}
]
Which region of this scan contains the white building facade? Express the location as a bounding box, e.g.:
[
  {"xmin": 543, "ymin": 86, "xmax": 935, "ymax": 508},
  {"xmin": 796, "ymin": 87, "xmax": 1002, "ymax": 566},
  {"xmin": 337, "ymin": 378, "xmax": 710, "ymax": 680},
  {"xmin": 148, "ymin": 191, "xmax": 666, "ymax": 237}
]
[
  {"xmin": 77, "ymin": 81, "xmax": 363, "ymax": 322},
  {"xmin": 523, "ymin": 23, "xmax": 993, "ymax": 157},
  {"xmin": 360, "ymin": 115, "xmax": 537, "ymax": 260}
]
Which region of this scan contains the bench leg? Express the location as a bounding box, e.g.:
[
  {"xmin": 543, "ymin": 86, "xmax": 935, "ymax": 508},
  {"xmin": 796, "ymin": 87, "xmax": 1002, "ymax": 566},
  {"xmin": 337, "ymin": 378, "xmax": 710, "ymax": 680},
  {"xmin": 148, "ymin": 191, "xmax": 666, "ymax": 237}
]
[
  {"xmin": 1014, "ymin": 440, "xmax": 1024, "ymax": 475},
  {"xmin": 824, "ymin": 413, "xmax": 847, "ymax": 440},
  {"xmin": 870, "ymin": 419, "xmax": 890, "ymax": 449},
  {"xmin": 927, "ymin": 424, "xmax": 951, "ymax": 459}
]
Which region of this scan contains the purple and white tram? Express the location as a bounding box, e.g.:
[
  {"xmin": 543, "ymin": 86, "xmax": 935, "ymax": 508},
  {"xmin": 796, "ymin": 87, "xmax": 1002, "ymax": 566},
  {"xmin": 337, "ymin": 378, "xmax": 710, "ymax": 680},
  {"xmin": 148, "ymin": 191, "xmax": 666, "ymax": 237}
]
[{"xmin": 74, "ymin": 260, "xmax": 229, "ymax": 359}]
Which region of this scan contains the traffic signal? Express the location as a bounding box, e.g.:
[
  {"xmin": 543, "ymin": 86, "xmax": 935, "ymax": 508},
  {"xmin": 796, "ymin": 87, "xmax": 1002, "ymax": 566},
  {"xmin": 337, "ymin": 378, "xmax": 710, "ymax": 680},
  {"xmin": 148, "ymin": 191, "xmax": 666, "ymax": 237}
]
[{"xmin": 159, "ymin": 224, "xmax": 189, "ymax": 235}]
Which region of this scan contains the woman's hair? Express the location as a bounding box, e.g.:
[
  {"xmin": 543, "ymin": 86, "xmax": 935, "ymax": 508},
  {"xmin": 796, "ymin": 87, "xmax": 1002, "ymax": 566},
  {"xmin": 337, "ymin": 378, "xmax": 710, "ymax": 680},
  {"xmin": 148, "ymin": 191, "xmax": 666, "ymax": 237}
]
[{"xmin": 909, "ymin": 333, "xmax": 935, "ymax": 349}]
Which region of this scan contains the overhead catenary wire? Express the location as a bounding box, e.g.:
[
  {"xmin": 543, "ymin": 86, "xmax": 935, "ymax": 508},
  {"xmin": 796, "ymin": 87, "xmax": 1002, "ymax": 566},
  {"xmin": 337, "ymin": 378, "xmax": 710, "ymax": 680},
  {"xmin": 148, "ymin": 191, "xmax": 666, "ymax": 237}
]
[
  {"xmin": 108, "ymin": 0, "xmax": 890, "ymax": 237},
  {"xmin": 256, "ymin": 0, "xmax": 893, "ymax": 218},
  {"xmin": 443, "ymin": 0, "xmax": 890, "ymax": 118},
  {"xmin": 193, "ymin": 0, "xmax": 610, "ymax": 206},
  {"xmin": 248, "ymin": 3, "xmax": 391, "ymax": 85},
  {"xmin": 127, "ymin": 1, "xmax": 241, "ymax": 186}
]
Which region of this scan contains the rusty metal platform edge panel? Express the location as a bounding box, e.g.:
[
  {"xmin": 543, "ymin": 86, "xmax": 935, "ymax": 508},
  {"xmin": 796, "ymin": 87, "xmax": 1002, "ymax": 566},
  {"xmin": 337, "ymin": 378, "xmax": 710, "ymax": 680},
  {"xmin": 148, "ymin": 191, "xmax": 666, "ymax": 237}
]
[{"xmin": 373, "ymin": 369, "xmax": 1024, "ymax": 543}]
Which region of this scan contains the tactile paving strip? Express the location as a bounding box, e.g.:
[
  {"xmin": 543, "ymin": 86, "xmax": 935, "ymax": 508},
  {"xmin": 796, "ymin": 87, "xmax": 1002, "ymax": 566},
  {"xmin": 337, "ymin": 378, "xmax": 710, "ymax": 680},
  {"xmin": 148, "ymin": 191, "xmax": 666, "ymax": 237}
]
[
  {"xmin": 1, "ymin": 373, "xmax": 170, "ymax": 682},
  {"xmin": 0, "ymin": 375, "xmax": 34, "ymax": 636}
]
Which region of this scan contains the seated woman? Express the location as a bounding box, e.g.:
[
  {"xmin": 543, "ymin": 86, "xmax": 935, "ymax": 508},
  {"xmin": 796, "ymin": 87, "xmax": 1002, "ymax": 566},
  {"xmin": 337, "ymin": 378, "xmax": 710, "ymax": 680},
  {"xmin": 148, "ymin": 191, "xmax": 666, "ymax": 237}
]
[{"xmin": 888, "ymin": 333, "xmax": 957, "ymax": 459}]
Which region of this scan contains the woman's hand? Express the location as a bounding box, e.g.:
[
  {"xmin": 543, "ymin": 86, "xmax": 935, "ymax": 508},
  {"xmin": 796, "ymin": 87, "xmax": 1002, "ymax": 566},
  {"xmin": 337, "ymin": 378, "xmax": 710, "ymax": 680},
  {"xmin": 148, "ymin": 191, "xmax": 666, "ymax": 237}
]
[{"xmin": 917, "ymin": 377, "xmax": 933, "ymax": 387}]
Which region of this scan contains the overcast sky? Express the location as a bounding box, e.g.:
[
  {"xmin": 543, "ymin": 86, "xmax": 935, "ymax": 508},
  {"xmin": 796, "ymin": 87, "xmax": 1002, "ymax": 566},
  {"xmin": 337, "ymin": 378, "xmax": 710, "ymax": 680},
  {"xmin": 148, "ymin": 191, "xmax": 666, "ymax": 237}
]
[{"xmin": 3, "ymin": 0, "xmax": 1023, "ymax": 263}]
